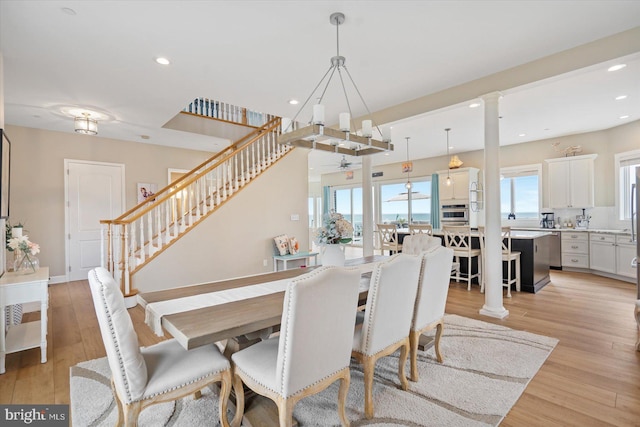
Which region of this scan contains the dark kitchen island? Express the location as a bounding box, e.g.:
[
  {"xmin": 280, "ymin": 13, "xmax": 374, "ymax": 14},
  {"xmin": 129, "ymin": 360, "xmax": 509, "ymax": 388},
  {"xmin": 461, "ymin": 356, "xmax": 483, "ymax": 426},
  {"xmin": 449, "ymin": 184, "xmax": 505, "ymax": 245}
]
[{"xmin": 425, "ymin": 229, "xmax": 552, "ymax": 293}]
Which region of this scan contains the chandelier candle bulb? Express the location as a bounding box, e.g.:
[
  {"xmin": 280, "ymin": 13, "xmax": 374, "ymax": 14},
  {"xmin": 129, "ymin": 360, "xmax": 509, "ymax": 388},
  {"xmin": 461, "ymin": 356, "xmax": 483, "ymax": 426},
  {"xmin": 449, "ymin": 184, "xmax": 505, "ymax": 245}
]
[
  {"xmin": 382, "ymin": 126, "xmax": 392, "ymax": 142},
  {"xmin": 339, "ymin": 113, "xmax": 350, "ymax": 131},
  {"xmin": 313, "ymin": 104, "xmax": 325, "ymax": 125},
  {"xmin": 362, "ymin": 120, "xmax": 372, "ymax": 137}
]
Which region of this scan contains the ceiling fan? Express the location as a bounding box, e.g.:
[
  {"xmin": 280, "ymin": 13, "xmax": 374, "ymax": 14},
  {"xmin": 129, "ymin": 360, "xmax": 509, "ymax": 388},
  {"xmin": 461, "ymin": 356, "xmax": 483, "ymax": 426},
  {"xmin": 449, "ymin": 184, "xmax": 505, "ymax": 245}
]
[{"xmin": 336, "ymin": 155, "xmax": 362, "ymax": 170}]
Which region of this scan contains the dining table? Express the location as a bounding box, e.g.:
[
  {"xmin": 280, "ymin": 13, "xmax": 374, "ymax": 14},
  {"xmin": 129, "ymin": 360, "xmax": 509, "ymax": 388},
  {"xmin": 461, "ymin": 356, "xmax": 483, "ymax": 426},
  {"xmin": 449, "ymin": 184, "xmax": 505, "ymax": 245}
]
[{"xmin": 137, "ymin": 255, "xmax": 386, "ymax": 352}]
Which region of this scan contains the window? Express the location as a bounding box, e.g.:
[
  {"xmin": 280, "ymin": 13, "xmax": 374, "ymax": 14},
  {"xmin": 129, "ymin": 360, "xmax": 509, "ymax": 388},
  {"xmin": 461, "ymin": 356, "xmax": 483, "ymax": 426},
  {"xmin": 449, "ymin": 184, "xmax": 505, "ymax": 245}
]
[
  {"xmin": 333, "ymin": 186, "xmax": 363, "ymax": 243},
  {"xmin": 616, "ymin": 149, "xmax": 640, "ymax": 220},
  {"xmin": 379, "ymin": 178, "xmax": 431, "ymax": 225},
  {"xmin": 500, "ymin": 165, "xmax": 541, "ymax": 220}
]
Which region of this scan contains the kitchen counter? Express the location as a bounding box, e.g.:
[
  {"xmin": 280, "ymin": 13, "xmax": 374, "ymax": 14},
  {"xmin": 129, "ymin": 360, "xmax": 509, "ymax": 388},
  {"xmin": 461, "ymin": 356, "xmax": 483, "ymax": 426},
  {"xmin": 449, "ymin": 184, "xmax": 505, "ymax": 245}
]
[{"xmin": 513, "ymin": 227, "xmax": 630, "ymax": 235}]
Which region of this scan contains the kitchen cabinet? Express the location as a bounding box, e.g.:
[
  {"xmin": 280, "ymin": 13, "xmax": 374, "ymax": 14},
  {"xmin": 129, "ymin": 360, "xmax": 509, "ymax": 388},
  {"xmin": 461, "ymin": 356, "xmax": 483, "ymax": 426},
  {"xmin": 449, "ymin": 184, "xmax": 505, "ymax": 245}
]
[
  {"xmin": 546, "ymin": 154, "xmax": 597, "ymax": 208},
  {"xmin": 589, "ymin": 233, "xmax": 616, "ymax": 274},
  {"xmin": 438, "ymin": 167, "xmax": 478, "ymax": 202},
  {"xmin": 615, "ymin": 234, "xmax": 636, "ymax": 279},
  {"xmin": 561, "ymin": 231, "xmax": 589, "ymax": 269}
]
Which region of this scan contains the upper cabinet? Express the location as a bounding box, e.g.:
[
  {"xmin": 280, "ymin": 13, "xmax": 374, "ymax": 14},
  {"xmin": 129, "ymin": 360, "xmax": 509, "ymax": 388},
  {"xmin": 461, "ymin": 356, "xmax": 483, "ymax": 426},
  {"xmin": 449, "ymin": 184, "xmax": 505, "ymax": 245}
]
[
  {"xmin": 545, "ymin": 154, "xmax": 597, "ymax": 208},
  {"xmin": 438, "ymin": 167, "xmax": 479, "ymax": 203}
]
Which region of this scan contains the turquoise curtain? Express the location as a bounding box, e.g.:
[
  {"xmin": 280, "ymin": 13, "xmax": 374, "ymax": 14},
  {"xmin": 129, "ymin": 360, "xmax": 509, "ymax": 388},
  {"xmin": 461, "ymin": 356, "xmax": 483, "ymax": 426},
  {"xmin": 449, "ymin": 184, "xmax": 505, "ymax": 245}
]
[{"xmin": 431, "ymin": 174, "xmax": 440, "ymax": 229}]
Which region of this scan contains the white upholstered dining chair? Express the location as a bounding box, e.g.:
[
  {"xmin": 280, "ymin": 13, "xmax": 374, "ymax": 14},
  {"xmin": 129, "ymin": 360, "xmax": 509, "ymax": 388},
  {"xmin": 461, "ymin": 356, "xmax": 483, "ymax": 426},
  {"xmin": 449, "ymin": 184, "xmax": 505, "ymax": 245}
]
[
  {"xmin": 351, "ymin": 253, "xmax": 422, "ymax": 419},
  {"xmin": 408, "ymin": 245, "xmax": 454, "ymax": 382},
  {"xmin": 402, "ymin": 233, "xmax": 442, "ymax": 254},
  {"xmin": 88, "ymin": 267, "xmax": 233, "ymax": 427},
  {"xmin": 231, "ymin": 266, "xmax": 361, "ymax": 427}
]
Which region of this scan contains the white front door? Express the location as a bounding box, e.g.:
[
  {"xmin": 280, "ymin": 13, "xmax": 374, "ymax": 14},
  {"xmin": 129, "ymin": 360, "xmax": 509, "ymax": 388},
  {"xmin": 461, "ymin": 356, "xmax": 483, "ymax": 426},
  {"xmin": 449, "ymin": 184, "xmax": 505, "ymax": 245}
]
[{"xmin": 65, "ymin": 160, "xmax": 125, "ymax": 281}]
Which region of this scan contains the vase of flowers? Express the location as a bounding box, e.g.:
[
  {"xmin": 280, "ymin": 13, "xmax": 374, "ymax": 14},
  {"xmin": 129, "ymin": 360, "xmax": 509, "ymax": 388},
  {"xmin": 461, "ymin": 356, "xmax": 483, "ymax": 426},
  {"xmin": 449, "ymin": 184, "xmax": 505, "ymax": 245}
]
[
  {"xmin": 8, "ymin": 235, "xmax": 40, "ymax": 274},
  {"xmin": 316, "ymin": 212, "xmax": 353, "ymax": 266}
]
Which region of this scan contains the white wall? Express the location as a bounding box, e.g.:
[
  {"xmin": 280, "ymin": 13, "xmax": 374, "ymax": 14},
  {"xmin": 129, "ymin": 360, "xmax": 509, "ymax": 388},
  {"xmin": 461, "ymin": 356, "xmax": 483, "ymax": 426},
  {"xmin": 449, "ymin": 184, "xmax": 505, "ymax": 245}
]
[{"xmin": 134, "ymin": 149, "xmax": 310, "ymax": 292}]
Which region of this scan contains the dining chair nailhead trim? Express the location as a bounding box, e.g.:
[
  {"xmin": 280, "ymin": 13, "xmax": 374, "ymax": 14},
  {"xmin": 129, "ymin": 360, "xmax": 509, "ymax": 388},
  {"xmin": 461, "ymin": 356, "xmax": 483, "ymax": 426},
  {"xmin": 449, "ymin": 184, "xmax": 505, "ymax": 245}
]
[{"xmin": 93, "ymin": 270, "xmax": 135, "ymax": 404}]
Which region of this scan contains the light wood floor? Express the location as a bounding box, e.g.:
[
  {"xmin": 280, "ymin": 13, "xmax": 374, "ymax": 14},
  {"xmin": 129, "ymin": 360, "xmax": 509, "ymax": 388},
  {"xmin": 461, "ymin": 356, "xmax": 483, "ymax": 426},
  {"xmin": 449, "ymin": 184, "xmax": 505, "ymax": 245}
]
[{"xmin": 1, "ymin": 269, "xmax": 639, "ymax": 426}]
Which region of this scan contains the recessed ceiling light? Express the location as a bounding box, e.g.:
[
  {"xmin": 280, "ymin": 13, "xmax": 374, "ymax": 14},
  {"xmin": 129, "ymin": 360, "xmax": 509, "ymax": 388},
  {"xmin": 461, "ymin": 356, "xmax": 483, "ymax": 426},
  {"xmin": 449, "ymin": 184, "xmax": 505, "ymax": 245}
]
[
  {"xmin": 288, "ymin": 99, "xmax": 299, "ymax": 105},
  {"xmin": 468, "ymin": 103, "xmax": 480, "ymax": 108},
  {"xmin": 607, "ymin": 64, "xmax": 626, "ymax": 72},
  {"xmin": 61, "ymin": 7, "xmax": 76, "ymax": 15},
  {"xmin": 615, "ymin": 95, "xmax": 628, "ymax": 101},
  {"xmin": 620, "ymin": 115, "xmax": 630, "ymax": 119},
  {"xmin": 543, "ymin": 128, "xmax": 550, "ymax": 131},
  {"xmin": 155, "ymin": 57, "xmax": 171, "ymax": 65},
  {"xmin": 141, "ymin": 135, "xmax": 151, "ymax": 140},
  {"xmin": 519, "ymin": 133, "xmax": 526, "ymax": 137}
]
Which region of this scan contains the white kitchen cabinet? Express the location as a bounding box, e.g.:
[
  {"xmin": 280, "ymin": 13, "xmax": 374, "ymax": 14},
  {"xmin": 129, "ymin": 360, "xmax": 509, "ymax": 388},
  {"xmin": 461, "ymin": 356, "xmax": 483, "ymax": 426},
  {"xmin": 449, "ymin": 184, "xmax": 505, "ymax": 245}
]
[
  {"xmin": 615, "ymin": 234, "xmax": 636, "ymax": 279},
  {"xmin": 589, "ymin": 233, "xmax": 616, "ymax": 274},
  {"xmin": 438, "ymin": 167, "xmax": 478, "ymax": 202},
  {"xmin": 561, "ymin": 231, "xmax": 589, "ymax": 269},
  {"xmin": 546, "ymin": 154, "xmax": 597, "ymax": 208}
]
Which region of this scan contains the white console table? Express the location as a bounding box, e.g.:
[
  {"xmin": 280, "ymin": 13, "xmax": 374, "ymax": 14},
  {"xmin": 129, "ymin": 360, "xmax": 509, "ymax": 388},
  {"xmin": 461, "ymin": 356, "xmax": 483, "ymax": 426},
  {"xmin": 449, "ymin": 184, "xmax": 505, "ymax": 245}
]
[
  {"xmin": 273, "ymin": 252, "xmax": 319, "ymax": 271},
  {"xmin": 0, "ymin": 267, "xmax": 49, "ymax": 374}
]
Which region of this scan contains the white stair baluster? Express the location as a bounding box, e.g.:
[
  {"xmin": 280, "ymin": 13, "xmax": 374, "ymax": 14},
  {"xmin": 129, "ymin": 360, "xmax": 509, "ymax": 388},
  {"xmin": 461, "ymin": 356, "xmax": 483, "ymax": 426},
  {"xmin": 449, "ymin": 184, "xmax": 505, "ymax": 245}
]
[{"xmin": 234, "ymin": 153, "xmax": 239, "ymax": 192}]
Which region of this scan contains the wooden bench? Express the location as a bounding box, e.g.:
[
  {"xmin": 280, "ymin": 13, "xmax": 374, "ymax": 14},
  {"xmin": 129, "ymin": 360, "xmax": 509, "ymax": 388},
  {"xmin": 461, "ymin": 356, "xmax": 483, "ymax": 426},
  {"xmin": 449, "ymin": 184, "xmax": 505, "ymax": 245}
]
[{"xmin": 272, "ymin": 252, "xmax": 319, "ymax": 271}]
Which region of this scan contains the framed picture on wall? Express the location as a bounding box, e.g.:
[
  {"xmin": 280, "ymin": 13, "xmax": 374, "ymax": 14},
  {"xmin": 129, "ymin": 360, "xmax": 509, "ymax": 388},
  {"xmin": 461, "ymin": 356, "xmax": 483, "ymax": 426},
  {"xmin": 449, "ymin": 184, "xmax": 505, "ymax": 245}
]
[
  {"xmin": 0, "ymin": 129, "xmax": 11, "ymax": 219},
  {"xmin": 137, "ymin": 182, "xmax": 157, "ymax": 203}
]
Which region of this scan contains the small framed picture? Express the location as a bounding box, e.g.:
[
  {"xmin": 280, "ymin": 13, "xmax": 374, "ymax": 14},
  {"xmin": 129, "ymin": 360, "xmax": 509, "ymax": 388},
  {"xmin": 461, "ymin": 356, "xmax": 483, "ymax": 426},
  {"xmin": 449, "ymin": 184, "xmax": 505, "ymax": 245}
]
[
  {"xmin": 402, "ymin": 162, "xmax": 413, "ymax": 173},
  {"xmin": 137, "ymin": 183, "xmax": 157, "ymax": 203},
  {"xmin": 345, "ymin": 170, "xmax": 354, "ymax": 180}
]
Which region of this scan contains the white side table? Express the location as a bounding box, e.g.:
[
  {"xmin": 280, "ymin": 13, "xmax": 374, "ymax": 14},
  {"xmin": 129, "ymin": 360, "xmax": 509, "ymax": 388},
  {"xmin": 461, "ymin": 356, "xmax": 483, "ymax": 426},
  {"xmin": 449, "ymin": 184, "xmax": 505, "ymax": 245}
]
[
  {"xmin": 272, "ymin": 252, "xmax": 319, "ymax": 271},
  {"xmin": 0, "ymin": 267, "xmax": 49, "ymax": 374}
]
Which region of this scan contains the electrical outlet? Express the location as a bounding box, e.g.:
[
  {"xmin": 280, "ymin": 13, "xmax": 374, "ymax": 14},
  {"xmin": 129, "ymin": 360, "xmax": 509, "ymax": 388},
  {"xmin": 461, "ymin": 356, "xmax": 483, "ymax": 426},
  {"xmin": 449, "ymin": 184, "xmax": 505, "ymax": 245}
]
[{"xmin": 263, "ymin": 259, "xmax": 268, "ymax": 267}]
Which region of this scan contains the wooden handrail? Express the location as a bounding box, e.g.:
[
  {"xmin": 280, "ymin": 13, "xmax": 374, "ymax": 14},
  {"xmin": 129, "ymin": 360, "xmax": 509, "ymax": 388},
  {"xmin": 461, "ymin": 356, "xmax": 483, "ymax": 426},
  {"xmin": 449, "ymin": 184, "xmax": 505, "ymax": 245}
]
[{"xmin": 102, "ymin": 117, "xmax": 281, "ymax": 226}]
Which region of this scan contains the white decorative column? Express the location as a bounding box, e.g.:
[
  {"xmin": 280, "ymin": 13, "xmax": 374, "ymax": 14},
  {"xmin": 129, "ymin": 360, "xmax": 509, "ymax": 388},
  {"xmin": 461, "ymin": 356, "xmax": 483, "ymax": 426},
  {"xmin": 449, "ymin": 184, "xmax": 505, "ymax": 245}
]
[
  {"xmin": 362, "ymin": 156, "xmax": 374, "ymax": 257},
  {"xmin": 479, "ymin": 91, "xmax": 509, "ymax": 319}
]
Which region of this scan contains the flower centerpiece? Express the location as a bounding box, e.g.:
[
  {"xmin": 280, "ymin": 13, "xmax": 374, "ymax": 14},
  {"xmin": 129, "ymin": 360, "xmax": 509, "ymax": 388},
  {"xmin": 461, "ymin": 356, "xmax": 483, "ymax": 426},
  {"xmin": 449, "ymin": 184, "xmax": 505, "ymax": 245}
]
[
  {"xmin": 316, "ymin": 211, "xmax": 354, "ymax": 245},
  {"xmin": 316, "ymin": 212, "xmax": 353, "ymax": 267},
  {"xmin": 8, "ymin": 235, "xmax": 40, "ymax": 273}
]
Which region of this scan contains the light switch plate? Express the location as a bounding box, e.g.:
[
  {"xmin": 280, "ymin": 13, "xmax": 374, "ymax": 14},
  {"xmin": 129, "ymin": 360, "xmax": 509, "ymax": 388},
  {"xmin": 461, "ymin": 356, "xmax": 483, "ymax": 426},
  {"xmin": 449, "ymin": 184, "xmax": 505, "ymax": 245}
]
[{"xmin": 290, "ymin": 214, "xmax": 300, "ymax": 221}]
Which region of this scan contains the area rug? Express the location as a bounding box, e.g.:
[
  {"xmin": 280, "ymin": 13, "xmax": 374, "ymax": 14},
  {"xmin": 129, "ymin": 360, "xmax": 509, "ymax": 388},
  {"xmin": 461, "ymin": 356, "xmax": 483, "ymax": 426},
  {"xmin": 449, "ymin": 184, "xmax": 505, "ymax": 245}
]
[{"xmin": 70, "ymin": 314, "xmax": 558, "ymax": 426}]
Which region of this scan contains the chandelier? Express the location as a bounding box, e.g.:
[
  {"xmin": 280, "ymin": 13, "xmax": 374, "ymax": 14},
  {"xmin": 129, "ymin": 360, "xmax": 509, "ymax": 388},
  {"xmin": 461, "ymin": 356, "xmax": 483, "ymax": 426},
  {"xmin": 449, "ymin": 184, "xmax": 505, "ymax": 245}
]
[{"xmin": 277, "ymin": 12, "xmax": 394, "ymax": 156}]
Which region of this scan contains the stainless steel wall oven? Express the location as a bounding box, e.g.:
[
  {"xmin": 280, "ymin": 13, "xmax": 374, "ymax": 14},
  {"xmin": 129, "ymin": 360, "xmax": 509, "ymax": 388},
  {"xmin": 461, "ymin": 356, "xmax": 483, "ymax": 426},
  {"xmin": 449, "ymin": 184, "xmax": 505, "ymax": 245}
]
[{"xmin": 441, "ymin": 204, "xmax": 469, "ymax": 225}]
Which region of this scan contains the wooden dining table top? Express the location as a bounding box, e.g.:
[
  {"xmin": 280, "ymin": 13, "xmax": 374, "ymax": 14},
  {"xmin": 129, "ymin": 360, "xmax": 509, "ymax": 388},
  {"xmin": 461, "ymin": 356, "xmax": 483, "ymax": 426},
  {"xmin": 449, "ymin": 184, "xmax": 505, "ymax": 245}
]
[{"xmin": 138, "ymin": 255, "xmax": 385, "ymax": 350}]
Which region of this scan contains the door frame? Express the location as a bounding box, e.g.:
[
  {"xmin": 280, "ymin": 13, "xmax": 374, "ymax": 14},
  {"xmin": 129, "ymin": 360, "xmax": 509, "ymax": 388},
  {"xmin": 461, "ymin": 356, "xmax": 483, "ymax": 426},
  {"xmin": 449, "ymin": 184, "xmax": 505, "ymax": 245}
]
[{"xmin": 64, "ymin": 159, "xmax": 126, "ymax": 282}]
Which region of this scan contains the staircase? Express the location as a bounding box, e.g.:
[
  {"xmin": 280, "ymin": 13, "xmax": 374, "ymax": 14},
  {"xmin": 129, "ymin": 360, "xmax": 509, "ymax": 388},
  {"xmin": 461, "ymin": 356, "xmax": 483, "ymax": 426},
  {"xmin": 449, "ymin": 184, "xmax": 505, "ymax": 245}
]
[{"xmin": 101, "ymin": 114, "xmax": 293, "ymax": 300}]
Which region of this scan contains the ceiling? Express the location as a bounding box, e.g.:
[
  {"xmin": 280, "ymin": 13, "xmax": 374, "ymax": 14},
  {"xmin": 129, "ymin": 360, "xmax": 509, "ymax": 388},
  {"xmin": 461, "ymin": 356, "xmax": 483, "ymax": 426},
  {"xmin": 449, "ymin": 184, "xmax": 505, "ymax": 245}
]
[{"xmin": 1, "ymin": 1, "xmax": 639, "ymax": 180}]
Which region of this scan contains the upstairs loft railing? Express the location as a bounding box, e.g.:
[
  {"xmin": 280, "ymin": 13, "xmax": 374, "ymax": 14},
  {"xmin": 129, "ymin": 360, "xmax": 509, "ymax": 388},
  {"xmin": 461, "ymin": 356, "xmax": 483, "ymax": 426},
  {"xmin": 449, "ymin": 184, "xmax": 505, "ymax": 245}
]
[
  {"xmin": 101, "ymin": 116, "xmax": 295, "ymax": 298},
  {"xmin": 185, "ymin": 97, "xmax": 274, "ymax": 127}
]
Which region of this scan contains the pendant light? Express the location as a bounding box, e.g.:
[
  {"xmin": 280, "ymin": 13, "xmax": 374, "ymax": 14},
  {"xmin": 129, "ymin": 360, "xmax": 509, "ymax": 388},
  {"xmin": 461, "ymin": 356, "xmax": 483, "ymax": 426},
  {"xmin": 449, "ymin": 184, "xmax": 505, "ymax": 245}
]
[
  {"xmin": 445, "ymin": 128, "xmax": 452, "ymax": 186},
  {"xmin": 404, "ymin": 137, "xmax": 412, "ymax": 190}
]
